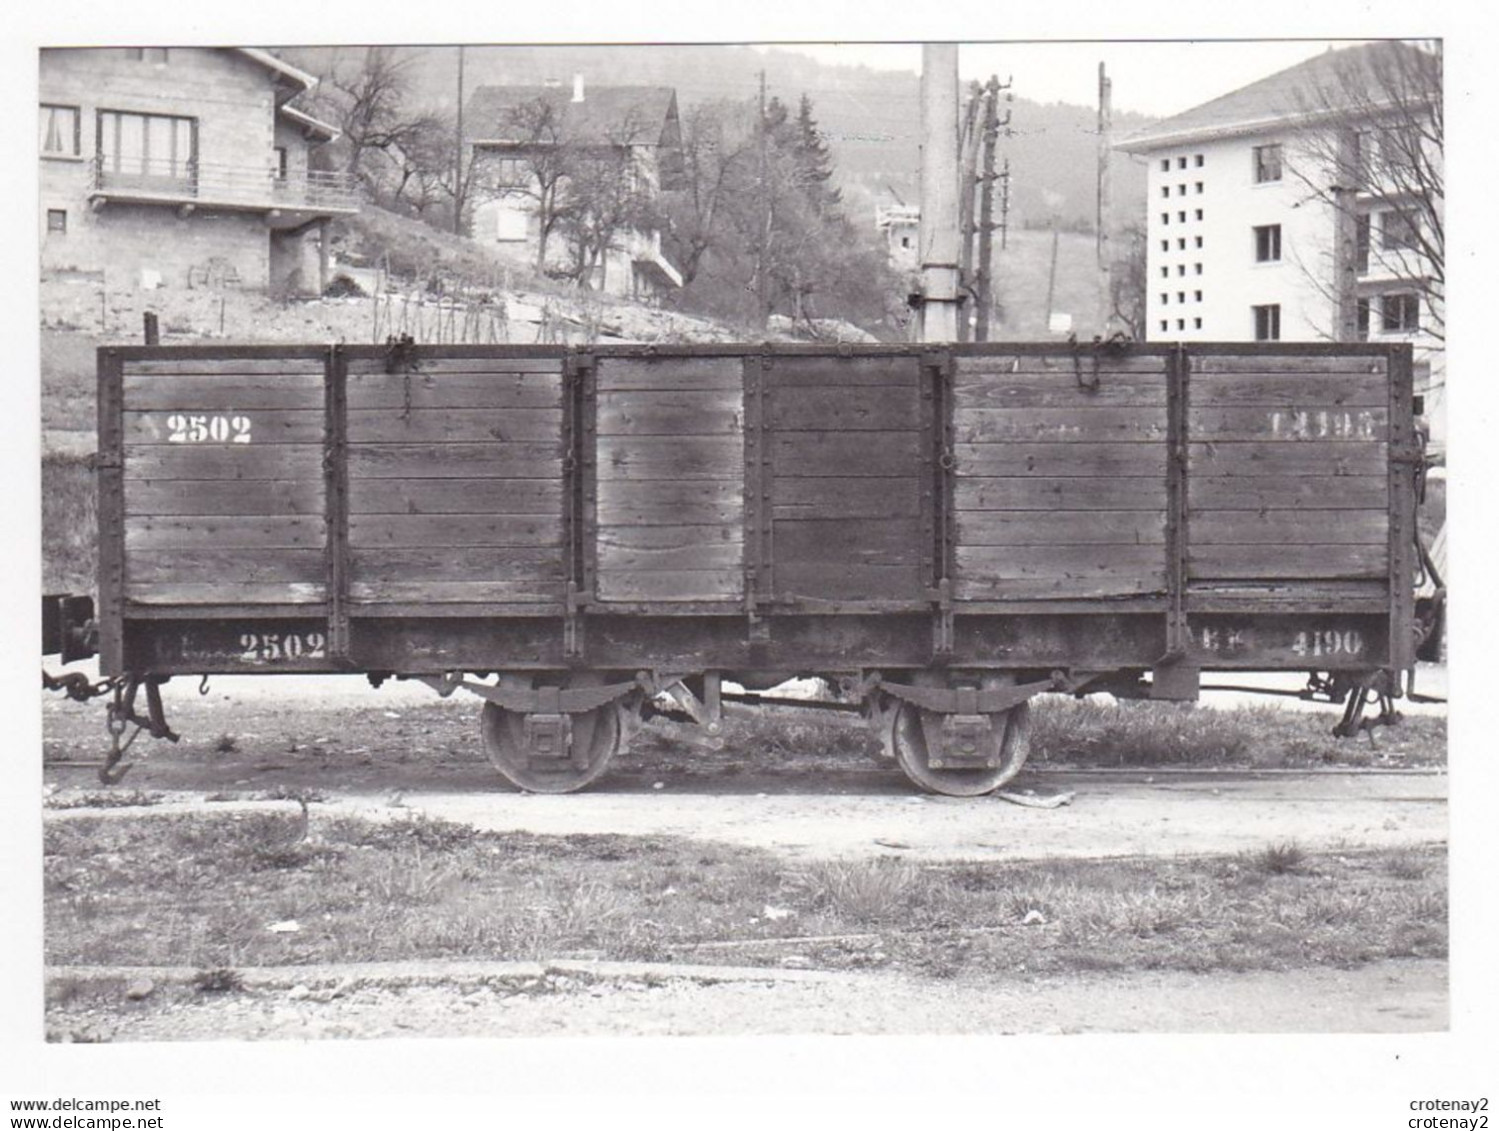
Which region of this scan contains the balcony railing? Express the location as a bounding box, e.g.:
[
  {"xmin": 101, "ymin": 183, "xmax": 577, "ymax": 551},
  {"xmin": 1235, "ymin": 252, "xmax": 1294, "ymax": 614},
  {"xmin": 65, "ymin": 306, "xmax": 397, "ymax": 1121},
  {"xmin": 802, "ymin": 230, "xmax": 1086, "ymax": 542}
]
[{"xmin": 91, "ymin": 156, "xmax": 359, "ymax": 212}]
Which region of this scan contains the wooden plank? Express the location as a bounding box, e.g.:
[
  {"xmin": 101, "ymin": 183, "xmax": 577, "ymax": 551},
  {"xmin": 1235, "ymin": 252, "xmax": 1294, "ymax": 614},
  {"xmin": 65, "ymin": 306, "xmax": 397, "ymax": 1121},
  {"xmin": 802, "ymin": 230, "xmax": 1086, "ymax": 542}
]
[
  {"xmin": 349, "ymin": 580, "xmax": 563, "ymax": 603},
  {"xmin": 775, "ymin": 562, "xmax": 922, "ymax": 602},
  {"xmin": 1191, "ymin": 509, "xmax": 1389, "ymax": 546},
  {"xmin": 1192, "ymin": 355, "xmax": 1388, "ymax": 375},
  {"xmin": 123, "ymin": 409, "xmax": 325, "ymax": 445},
  {"xmin": 773, "ymin": 476, "xmax": 920, "ymax": 520},
  {"xmin": 126, "ymin": 359, "xmax": 325, "ymax": 377},
  {"xmin": 125, "ymin": 548, "xmax": 325, "ymax": 585},
  {"xmin": 125, "ymin": 515, "xmax": 324, "ymax": 551},
  {"xmin": 1189, "ymin": 544, "xmax": 1387, "ymax": 580},
  {"xmin": 344, "ymin": 357, "xmax": 563, "ymax": 375},
  {"xmin": 956, "ymin": 476, "xmax": 1166, "ymax": 511},
  {"xmin": 124, "ymin": 373, "xmax": 324, "ymax": 411},
  {"xmin": 1187, "ymin": 442, "xmax": 1387, "ymax": 478},
  {"xmin": 596, "ymin": 569, "xmax": 745, "ymax": 601},
  {"xmin": 350, "ymin": 478, "xmax": 562, "ymax": 516},
  {"xmin": 598, "ymin": 524, "xmax": 744, "ymax": 572},
  {"xmin": 347, "ymin": 443, "xmax": 562, "ymax": 479},
  {"xmin": 956, "ymin": 545, "xmax": 1167, "ymax": 597},
  {"xmin": 774, "ymin": 517, "xmax": 920, "ymax": 569},
  {"xmin": 953, "ymin": 372, "xmax": 1168, "ymax": 407},
  {"xmin": 348, "ymin": 547, "xmax": 564, "ymax": 581},
  {"xmin": 770, "ymin": 386, "xmax": 919, "ymax": 431},
  {"xmin": 954, "ymin": 355, "xmax": 1169, "ymax": 375},
  {"xmin": 1189, "ymin": 476, "xmax": 1387, "ymax": 510},
  {"xmin": 125, "ymin": 478, "xmax": 325, "ymax": 517},
  {"xmin": 772, "ymin": 431, "xmax": 921, "ymax": 477},
  {"xmin": 124, "ymin": 444, "xmax": 323, "ymax": 481},
  {"xmin": 956, "ymin": 510, "xmax": 1167, "ymax": 546},
  {"xmin": 126, "ymin": 582, "xmax": 326, "ymax": 605},
  {"xmin": 764, "ymin": 357, "xmax": 918, "ymax": 388},
  {"xmin": 596, "ymin": 436, "xmax": 743, "ymax": 480},
  {"xmin": 1189, "ymin": 406, "xmax": 1387, "ymax": 442},
  {"xmin": 1188, "ymin": 372, "xmax": 1388, "ymax": 407},
  {"xmin": 596, "ymin": 479, "xmax": 743, "ymax": 527},
  {"xmin": 954, "ymin": 407, "xmax": 1167, "ymax": 443},
  {"xmin": 348, "ymin": 513, "xmax": 563, "ymax": 549},
  {"xmin": 346, "ymin": 372, "xmax": 562, "ymax": 410},
  {"xmin": 956, "ymin": 442, "xmax": 1169, "ymax": 478},
  {"xmin": 346, "ymin": 407, "xmax": 561, "ymax": 443},
  {"xmin": 595, "ymin": 357, "xmax": 742, "ymax": 391},
  {"xmin": 596, "ymin": 389, "xmax": 743, "ymax": 436}
]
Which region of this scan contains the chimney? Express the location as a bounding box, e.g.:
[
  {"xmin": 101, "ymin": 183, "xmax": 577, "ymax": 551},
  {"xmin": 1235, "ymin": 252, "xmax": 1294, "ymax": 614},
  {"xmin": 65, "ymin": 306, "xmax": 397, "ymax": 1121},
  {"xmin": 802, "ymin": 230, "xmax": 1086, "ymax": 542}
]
[{"xmin": 572, "ymin": 73, "xmax": 585, "ymax": 103}]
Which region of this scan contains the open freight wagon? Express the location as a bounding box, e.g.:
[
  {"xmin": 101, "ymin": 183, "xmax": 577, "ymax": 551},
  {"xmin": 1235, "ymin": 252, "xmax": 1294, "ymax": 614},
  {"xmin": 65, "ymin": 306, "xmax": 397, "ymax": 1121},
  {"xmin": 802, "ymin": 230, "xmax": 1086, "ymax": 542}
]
[{"xmin": 62, "ymin": 340, "xmax": 1423, "ymax": 796}]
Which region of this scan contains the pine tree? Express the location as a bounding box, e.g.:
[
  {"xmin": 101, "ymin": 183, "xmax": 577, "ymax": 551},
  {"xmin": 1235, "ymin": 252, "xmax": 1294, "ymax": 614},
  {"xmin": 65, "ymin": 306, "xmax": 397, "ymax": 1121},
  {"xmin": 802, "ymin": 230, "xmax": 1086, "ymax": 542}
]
[{"xmin": 792, "ymin": 93, "xmax": 841, "ymax": 219}]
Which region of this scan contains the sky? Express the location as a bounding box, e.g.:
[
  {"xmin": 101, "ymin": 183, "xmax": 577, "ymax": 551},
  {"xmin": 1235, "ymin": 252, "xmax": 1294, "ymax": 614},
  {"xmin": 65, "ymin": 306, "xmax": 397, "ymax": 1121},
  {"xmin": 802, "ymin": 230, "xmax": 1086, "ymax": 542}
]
[{"xmin": 764, "ymin": 40, "xmax": 1366, "ymax": 119}]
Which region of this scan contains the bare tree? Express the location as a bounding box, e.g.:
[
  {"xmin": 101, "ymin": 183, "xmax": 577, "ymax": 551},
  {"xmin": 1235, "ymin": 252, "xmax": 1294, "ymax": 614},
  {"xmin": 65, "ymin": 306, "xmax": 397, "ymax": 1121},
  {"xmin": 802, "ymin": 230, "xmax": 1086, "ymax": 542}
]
[
  {"xmin": 1288, "ymin": 40, "xmax": 1443, "ymax": 343},
  {"xmin": 1108, "ymin": 222, "xmax": 1148, "ymax": 340},
  {"xmin": 555, "ymin": 112, "xmax": 656, "ymax": 288},
  {"xmin": 661, "ymin": 100, "xmax": 756, "ymax": 287},
  {"xmin": 469, "ymin": 97, "xmax": 572, "ymax": 272},
  {"xmin": 316, "ymin": 47, "xmax": 432, "ymax": 193}
]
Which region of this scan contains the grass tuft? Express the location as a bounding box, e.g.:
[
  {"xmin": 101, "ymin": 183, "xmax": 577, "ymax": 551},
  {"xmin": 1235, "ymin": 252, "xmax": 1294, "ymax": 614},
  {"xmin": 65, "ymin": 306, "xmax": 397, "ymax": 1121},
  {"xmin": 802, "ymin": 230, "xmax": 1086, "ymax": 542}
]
[
  {"xmin": 1257, "ymin": 841, "xmax": 1309, "ymax": 875},
  {"xmin": 190, "ymin": 967, "xmax": 245, "ymax": 994}
]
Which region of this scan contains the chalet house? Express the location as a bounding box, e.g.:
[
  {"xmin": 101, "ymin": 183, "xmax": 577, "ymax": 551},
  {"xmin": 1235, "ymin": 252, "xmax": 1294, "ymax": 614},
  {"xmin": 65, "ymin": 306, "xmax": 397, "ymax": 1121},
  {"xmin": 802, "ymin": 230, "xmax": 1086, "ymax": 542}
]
[
  {"xmin": 464, "ymin": 77, "xmax": 684, "ymax": 299},
  {"xmin": 1116, "ymin": 41, "xmax": 1444, "ymax": 447},
  {"xmin": 39, "ymin": 47, "xmax": 357, "ymax": 296}
]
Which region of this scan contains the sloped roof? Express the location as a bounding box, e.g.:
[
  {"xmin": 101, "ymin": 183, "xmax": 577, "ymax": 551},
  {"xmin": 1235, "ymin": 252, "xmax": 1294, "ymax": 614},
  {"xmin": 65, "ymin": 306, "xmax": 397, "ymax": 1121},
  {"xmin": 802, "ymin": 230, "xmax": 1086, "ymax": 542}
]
[
  {"xmin": 466, "ymin": 84, "xmax": 678, "ymax": 147},
  {"xmin": 1117, "ymin": 41, "xmax": 1435, "ymax": 152}
]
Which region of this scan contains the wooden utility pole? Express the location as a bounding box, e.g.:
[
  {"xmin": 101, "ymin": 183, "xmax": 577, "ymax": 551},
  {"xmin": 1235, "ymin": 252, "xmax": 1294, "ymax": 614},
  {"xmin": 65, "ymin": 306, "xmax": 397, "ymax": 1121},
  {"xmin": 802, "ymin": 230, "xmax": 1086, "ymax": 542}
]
[
  {"xmin": 918, "ymin": 44, "xmax": 961, "ymax": 343},
  {"xmin": 1097, "ymin": 61, "xmax": 1114, "ymax": 333},
  {"xmin": 974, "ymin": 78, "xmax": 1000, "ymax": 342},
  {"xmin": 999, "ymin": 158, "xmax": 1011, "ymax": 250},
  {"xmin": 454, "ymin": 45, "xmax": 466, "ymax": 235},
  {"xmin": 957, "ymin": 82, "xmax": 984, "ymax": 342}
]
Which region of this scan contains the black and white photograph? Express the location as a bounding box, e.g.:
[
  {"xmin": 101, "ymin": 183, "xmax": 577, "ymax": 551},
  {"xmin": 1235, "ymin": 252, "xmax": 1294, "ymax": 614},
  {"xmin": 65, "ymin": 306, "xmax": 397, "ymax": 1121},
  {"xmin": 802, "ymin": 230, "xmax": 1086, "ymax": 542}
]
[{"xmin": 6, "ymin": 4, "xmax": 1490, "ymax": 1127}]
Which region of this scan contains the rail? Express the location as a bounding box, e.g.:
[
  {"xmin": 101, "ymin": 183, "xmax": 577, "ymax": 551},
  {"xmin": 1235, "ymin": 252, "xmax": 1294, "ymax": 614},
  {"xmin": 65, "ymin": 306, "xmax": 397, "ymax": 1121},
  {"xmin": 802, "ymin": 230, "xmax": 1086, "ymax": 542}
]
[{"xmin": 91, "ymin": 156, "xmax": 359, "ymax": 212}]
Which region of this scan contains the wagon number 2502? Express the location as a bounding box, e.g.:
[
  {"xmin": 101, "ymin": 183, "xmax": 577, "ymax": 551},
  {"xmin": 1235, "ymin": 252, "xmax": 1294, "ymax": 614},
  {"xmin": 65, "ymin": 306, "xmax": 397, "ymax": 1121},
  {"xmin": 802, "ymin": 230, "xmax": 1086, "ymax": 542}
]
[
  {"xmin": 166, "ymin": 413, "xmax": 252, "ymax": 443},
  {"xmin": 238, "ymin": 632, "xmax": 326, "ymax": 662}
]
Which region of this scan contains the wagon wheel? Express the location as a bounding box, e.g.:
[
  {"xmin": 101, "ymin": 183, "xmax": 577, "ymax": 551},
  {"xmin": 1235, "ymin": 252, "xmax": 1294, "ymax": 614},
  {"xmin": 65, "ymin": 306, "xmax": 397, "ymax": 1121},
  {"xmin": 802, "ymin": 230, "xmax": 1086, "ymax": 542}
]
[
  {"xmin": 480, "ymin": 673, "xmax": 626, "ymax": 794},
  {"xmin": 890, "ymin": 700, "xmax": 1032, "ymax": 797}
]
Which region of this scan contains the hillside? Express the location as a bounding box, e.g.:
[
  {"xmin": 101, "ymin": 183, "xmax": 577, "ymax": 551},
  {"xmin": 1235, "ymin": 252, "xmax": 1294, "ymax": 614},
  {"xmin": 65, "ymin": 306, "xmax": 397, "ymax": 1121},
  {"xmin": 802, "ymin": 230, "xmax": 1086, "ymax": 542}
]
[{"xmin": 280, "ymin": 44, "xmax": 1152, "ymax": 235}]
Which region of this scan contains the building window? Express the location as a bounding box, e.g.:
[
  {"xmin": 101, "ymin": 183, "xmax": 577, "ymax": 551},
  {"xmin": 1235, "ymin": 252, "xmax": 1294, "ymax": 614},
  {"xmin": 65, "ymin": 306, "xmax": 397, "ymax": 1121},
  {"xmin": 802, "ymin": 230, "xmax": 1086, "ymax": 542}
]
[
  {"xmin": 1194, "ymin": 290, "xmax": 1202, "ymax": 302},
  {"xmin": 274, "ymin": 146, "xmax": 288, "ymax": 181},
  {"xmin": 1253, "ymin": 143, "xmax": 1283, "ymax": 183},
  {"xmin": 1194, "ymin": 236, "xmax": 1203, "ymax": 248},
  {"xmin": 1381, "ymin": 293, "xmax": 1420, "ymax": 332},
  {"xmin": 1254, "ymin": 224, "xmax": 1282, "ymax": 262},
  {"xmin": 1177, "ymin": 265, "xmax": 1185, "ymax": 276},
  {"xmin": 1194, "ymin": 154, "xmax": 1204, "ymax": 167},
  {"xmin": 1160, "ymin": 293, "xmax": 1169, "ymax": 305},
  {"xmin": 1161, "ymin": 159, "xmax": 1170, "ymax": 172},
  {"xmin": 1161, "ymin": 185, "xmax": 1170, "ymax": 198},
  {"xmin": 46, "ymin": 208, "xmax": 66, "ymax": 234},
  {"xmin": 1178, "ymin": 183, "xmax": 1187, "ymax": 195},
  {"xmin": 1252, "ymin": 304, "xmax": 1281, "ymax": 341},
  {"xmin": 1177, "ymin": 239, "xmax": 1186, "ymax": 250},
  {"xmin": 1178, "ymin": 157, "xmax": 1187, "ymax": 169},
  {"xmin": 1195, "ymin": 209, "xmax": 1203, "ymax": 221},
  {"xmin": 1355, "ymin": 214, "xmax": 1371, "ymax": 273},
  {"xmin": 1160, "ymin": 267, "xmax": 1169, "ymax": 278},
  {"xmin": 1178, "ymin": 211, "xmax": 1186, "ymax": 222},
  {"xmin": 1160, "ymin": 320, "xmax": 1168, "ymax": 333},
  {"xmin": 1194, "ymin": 317, "xmax": 1202, "ymax": 329},
  {"xmin": 1379, "ymin": 124, "xmax": 1421, "ymax": 176},
  {"xmin": 1177, "ymin": 319, "xmax": 1185, "ymax": 330},
  {"xmin": 1356, "ymin": 298, "xmax": 1370, "ymax": 341},
  {"xmin": 1161, "ymin": 212, "xmax": 1169, "ymax": 225},
  {"xmin": 125, "ymin": 48, "xmax": 169, "ymax": 63},
  {"xmin": 1195, "ymin": 181, "xmax": 1204, "ymax": 193},
  {"xmin": 1160, "ymin": 240, "xmax": 1169, "ymax": 252},
  {"xmin": 1381, "ymin": 209, "xmax": 1420, "ymax": 252},
  {"xmin": 1177, "ymin": 292, "xmax": 1186, "ymax": 303},
  {"xmin": 494, "ymin": 204, "xmax": 529, "ymax": 242},
  {"xmin": 1194, "ymin": 263, "xmax": 1203, "ymax": 275},
  {"xmin": 96, "ymin": 109, "xmax": 197, "ymax": 189},
  {"xmin": 40, "ymin": 104, "xmax": 81, "ymax": 158}
]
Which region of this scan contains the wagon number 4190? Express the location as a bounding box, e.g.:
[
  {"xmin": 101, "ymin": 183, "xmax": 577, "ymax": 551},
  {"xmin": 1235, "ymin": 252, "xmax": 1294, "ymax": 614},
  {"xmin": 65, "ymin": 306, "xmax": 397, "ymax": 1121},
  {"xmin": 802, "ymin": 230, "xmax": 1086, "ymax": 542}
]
[{"xmin": 166, "ymin": 413, "xmax": 252, "ymax": 443}]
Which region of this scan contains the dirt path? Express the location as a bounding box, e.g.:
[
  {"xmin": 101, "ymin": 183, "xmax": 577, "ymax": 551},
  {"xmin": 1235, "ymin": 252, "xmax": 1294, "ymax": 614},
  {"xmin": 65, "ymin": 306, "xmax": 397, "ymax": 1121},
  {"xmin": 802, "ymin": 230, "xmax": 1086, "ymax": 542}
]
[{"xmin": 46, "ymin": 958, "xmax": 1446, "ymax": 1040}]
